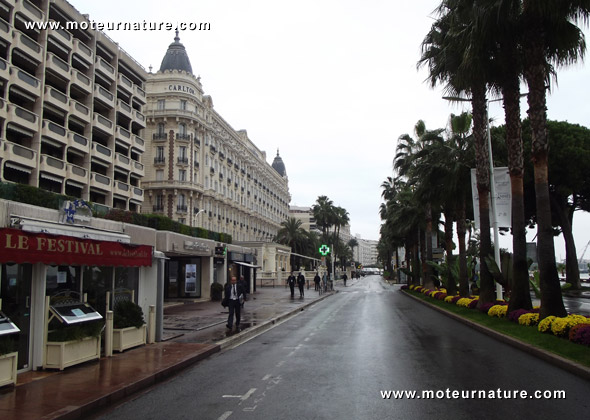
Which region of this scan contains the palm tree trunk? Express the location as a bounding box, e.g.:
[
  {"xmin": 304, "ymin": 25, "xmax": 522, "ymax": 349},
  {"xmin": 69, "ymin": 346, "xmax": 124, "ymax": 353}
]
[
  {"xmin": 424, "ymin": 203, "xmax": 434, "ymax": 288},
  {"xmin": 551, "ymin": 194, "xmax": 581, "ymax": 289},
  {"xmin": 523, "ymin": 16, "xmax": 567, "ymax": 318},
  {"xmin": 502, "ymin": 84, "xmax": 532, "ymax": 312},
  {"xmin": 472, "ymin": 85, "xmax": 495, "ymax": 305},
  {"xmin": 457, "ymin": 199, "xmax": 469, "ymax": 297}
]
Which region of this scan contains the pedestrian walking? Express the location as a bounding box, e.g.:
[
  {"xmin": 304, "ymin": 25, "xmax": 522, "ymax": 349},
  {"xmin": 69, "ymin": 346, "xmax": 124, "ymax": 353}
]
[
  {"xmin": 287, "ymin": 271, "xmax": 296, "ymax": 298},
  {"xmin": 314, "ymin": 272, "xmax": 321, "ymax": 291},
  {"xmin": 297, "ymin": 271, "xmax": 305, "ymax": 297},
  {"xmin": 342, "ymin": 273, "xmax": 348, "ymax": 287},
  {"xmin": 322, "ymin": 272, "xmax": 327, "ymax": 292},
  {"xmin": 239, "ymin": 275, "xmax": 247, "ymax": 308},
  {"xmin": 224, "ymin": 276, "xmax": 245, "ymax": 330}
]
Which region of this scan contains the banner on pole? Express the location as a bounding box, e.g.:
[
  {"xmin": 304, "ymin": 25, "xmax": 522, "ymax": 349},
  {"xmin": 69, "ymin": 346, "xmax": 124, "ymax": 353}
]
[{"xmin": 470, "ymin": 167, "xmax": 511, "ymax": 229}]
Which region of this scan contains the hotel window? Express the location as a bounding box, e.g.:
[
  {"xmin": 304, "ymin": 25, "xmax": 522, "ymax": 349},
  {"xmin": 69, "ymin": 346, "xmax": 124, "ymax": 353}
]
[
  {"xmin": 180, "ymin": 100, "xmax": 187, "ymax": 110},
  {"xmin": 157, "ymin": 100, "xmax": 165, "ymax": 110},
  {"xmin": 179, "ymin": 123, "xmax": 187, "ymax": 135},
  {"xmin": 179, "ymin": 169, "xmax": 186, "ymax": 181},
  {"xmin": 156, "ymin": 194, "xmax": 164, "ymax": 208},
  {"xmin": 179, "ymin": 146, "xmax": 187, "ymax": 160},
  {"xmin": 157, "ymin": 123, "xmax": 165, "ymax": 134},
  {"xmin": 156, "ymin": 169, "xmax": 164, "ymax": 181}
]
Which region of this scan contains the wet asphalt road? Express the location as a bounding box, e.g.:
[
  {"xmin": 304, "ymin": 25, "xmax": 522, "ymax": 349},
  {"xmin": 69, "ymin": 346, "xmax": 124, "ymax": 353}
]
[{"xmin": 96, "ymin": 275, "xmax": 590, "ymax": 420}]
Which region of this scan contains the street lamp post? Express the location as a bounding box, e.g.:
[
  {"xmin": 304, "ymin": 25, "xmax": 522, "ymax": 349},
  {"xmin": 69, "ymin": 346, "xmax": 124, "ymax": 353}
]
[{"xmin": 443, "ymin": 96, "xmax": 502, "ymax": 299}]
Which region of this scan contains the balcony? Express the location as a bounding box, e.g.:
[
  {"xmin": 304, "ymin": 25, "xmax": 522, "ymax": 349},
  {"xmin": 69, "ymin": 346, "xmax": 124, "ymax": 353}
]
[
  {"xmin": 67, "ymin": 131, "xmax": 90, "ymax": 155},
  {"xmin": 176, "ymin": 204, "xmax": 188, "ymax": 213},
  {"xmin": 152, "ymin": 205, "xmax": 164, "ymax": 213},
  {"xmin": 118, "ymin": 73, "xmax": 133, "ymax": 94},
  {"xmin": 94, "ymin": 85, "xmax": 115, "ymax": 108},
  {"xmin": 39, "ymin": 155, "xmax": 66, "ymax": 178},
  {"xmin": 133, "ymin": 135, "xmax": 145, "ymax": 152},
  {"xmin": 176, "ymin": 133, "xmax": 191, "ymax": 141},
  {"xmin": 91, "ymin": 142, "xmax": 113, "ymax": 164},
  {"xmin": 41, "ymin": 120, "xmax": 67, "ymax": 145},
  {"xmin": 6, "ymin": 103, "xmax": 38, "ymax": 133},
  {"xmin": 72, "ymin": 38, "xmax": 93, "ymax": 64},
  {"xmin": 115, "ymin": 181, "xmax": 130, "ymax": 197},
  {"xmin": 131, "ymin": 160, "xmax": 144, "ymax": 177},
  {"xmin": 0, "ymin": 58, "xmax": 9, "ymax": 81},
  {"xmin": 154, "ymin": 157, "xmax": 165, "ymax": 165},
  {"xmin": 153, "ymin": 132, "xmax": 167, "ymax": 141},
  {"xmin": 13, "ymin": 0, "xmax": 44, "ymax": 25},
  {"xmin": 177, "ymin": 156, "xmax": 189, "ymax": 165},
  {"xmin": 0, "ymin": 17, "xmax": 12, "ymax": 45},
  {"xmin": 95, "ymin": 57, "xmax": 115, "ymax": 81},
  {"xmin": 12, "ymin": 30, "xmax": 42, "ymax": 63},
  {"xmin": 10, "ymin": 67, "xmax": 41, "ymax": 98},
  {"xmin": 69, "ymin": 99, "xmax": 91, "ymax": 123},
  {"xmin": 66, "ymin": 163, "xmax": 88, "ymax": 185},
  {"xmin": 43, "ymin": 86, "xmax": 68, "ymax": 113},
  {"xmin": 46, "ymin": 52, "xmax": 70, "ymax": 80},
  {"xmin": 71, "ymin": 69, "xmax": 91, "ymax": 94},
  {"xmin": 47, "ymin": 25, "xmax": 72, "ymax": 51},
  {"xmin": 133, "ymin": 110, "xmax": 146, "ymax": 128},
  {"xmin": 131, "ymin": 187, "xmax": 144, "ymax": 201},
  {"xmin": 133, "ymin": 85, "xmax": 146, "ymax": 104},
  {"xmin": 92, "ymin": 113, "xmax": 114, "ymax": 135},
  {"xmin": 117, "ymin": 99, "xmax": 132, "ymax": 119},
  {"xmin": 115, "ymin": 153, "xmax": 131, "ymax": 171},
  {"xmin": 90, "ymin": 172, "xmax": 111, "ymax": 191},
  {"xmin": 2, "ymin": 141, "xmax": 37, "ymax": 169},
  {"xmin": 115, "ymin": 126, "xmax": 132, "ymax": 145}
]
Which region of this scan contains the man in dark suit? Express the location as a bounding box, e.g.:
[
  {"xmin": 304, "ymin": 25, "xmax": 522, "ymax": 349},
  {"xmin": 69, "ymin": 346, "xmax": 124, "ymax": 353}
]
[{"xmin": 224, "ymin": 276, "xmax": 245, "ymax": 330}]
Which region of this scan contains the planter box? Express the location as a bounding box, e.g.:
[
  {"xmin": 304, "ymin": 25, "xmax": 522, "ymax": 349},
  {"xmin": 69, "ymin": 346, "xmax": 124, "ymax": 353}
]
[
  {"xmin": 112, "ymin": 325, "xmax": 146, "ymax": 352},
  {"xmin": 44, "ymin": 336, "xmax": 101, "ymax": 370},
  {"xmin": 0, "ymin": 352, "xmax": 18, "ymax": 387}
]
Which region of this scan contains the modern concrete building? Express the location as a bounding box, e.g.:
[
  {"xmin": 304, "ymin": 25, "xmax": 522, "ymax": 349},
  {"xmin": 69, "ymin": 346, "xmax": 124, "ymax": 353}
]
[
  {"xmin": 0, "ymin": 0, "xmax": 147, "ymax": 211},
  {"xmin": 142, "ymin": 33, "xmax": 290, "ymax": 242}
]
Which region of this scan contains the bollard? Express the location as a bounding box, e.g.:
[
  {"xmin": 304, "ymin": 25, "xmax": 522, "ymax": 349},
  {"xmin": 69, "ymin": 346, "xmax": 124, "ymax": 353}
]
[
  {"xmin": 148, "ymin": 305, "xmax": 156, "ymax": 344},
  {"xmin": 105, "ymin": 310, "xmax": 113, "ymax": 357}
]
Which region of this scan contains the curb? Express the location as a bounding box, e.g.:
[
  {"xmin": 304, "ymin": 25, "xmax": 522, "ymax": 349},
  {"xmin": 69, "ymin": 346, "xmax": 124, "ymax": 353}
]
[
  {"xmin": 216, "ymin": 291, "xmax": 336, "ymax": 350},
  {"xmin": 401, "ymin": 290, "xmax": 590, "ymax": 382}
]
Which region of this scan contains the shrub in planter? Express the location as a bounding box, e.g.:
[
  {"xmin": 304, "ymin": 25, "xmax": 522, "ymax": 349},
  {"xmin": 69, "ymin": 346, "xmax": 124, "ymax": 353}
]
[
  {"xmin": 210, "ymin": 282, "xmax": 224, "ymax": 301},
  {"xmin": 478, "ymin": 302, "xmax": 495, "ymax": 314},
  {"xmin": 508, "ymin": 309, "xmax": 532, "ymax": 323},
  {"xmin": 48, "ymin": 320, "xmax": 103, "ymax": 342},
  {"xmin": 114, "ymin": 300, "xmax": 145, "ymax": 329},
  {"xmin": 468, "ymin": 298, "xmax": 479, "ymax": 309}
]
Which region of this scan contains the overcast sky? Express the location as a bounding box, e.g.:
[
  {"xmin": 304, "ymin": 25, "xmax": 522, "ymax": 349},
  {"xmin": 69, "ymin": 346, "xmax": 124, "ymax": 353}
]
[{"xmin": 74, "ymin": 0, "xmax": 590, "ymax": 262}]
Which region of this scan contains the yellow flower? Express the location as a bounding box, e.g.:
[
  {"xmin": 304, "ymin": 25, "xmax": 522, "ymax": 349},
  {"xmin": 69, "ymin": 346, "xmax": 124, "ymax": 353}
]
[
  {"xmin": 518, "ymin": 313, "xmax": 539, "ymax": 326},
  {"xmin": 538, "ymin": 316, "xmax": 556, "ymax": 333},
  {"xmin": 488, "ymin": 305, "xmax": 508, "ymax": 318}
]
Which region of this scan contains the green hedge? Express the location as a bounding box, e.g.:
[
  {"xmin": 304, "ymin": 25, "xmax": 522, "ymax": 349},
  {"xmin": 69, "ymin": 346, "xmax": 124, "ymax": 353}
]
[{"xmin": 0, "ymin": 182, "xmax": 232, "ymax": 243}]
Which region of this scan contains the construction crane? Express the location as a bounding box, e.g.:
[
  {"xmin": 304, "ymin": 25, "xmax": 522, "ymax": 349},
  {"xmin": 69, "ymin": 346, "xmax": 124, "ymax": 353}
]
[{"xmin": 579, "ymin": 239, "xmax": 590, "ymax": 264}]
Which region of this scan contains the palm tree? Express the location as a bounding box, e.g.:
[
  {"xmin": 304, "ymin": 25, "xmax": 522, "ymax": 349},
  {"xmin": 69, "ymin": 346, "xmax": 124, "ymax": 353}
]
[
  {"xmin": 348, "ymin": 238, "xmax": 359, "ymax": 264},
  {"xmin": 275, "ymin": 217, "xmax": 307, "ymax": 269},
  {"xmin": 312, "ymin": 196, "xmax": 335, "ymax": 238},
  {"xmin": 419, "ymin": 0, "xmax": 499, "ymax": 304},
  {"xmin": 520, "ymin": 0, "xmax": 589, "ymax": 318}
]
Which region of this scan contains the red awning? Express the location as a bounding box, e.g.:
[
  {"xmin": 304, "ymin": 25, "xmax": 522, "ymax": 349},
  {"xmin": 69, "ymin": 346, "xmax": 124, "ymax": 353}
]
[{"xmin": 0, "ymin": 228, "xmax": 153, "ymax": 267}]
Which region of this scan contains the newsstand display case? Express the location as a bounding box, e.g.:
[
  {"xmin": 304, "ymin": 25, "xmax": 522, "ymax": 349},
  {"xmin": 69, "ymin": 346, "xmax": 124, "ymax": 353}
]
[
  {"xmin": 0, "ymin": 309, "xmax": 20, "ymax": 387},
  {"xmin": 43, "ymin": 292, "xmax": 103, "ymax": 370}
]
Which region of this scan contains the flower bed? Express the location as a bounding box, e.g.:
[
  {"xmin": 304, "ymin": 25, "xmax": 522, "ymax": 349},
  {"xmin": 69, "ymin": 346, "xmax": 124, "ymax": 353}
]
[{"xmin": 403, "ymin": 286, "xmax": 590, "ymax": 348}]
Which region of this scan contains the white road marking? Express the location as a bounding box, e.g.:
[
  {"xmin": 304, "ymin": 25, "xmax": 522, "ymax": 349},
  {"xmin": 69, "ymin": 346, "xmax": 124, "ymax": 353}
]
[
  {"xmin": 218, "ymin": 411, "xmax": 232, "ymax": 420},
  {"xmin": 262, "ymin": 374, "xmax": 271, "ymax": 381},
  {"xmin": 241, "ymin": 388, "xmax": 257, "ymax": 402}
]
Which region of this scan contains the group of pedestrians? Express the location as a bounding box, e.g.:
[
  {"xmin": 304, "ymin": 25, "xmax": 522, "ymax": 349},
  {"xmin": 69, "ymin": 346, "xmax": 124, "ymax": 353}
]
[{"xmin": 287, "ymin": 271, "xmax": 306, "ymax": 298}]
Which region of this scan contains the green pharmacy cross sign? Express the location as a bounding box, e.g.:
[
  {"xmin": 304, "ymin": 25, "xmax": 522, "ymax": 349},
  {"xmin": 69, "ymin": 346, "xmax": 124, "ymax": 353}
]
[{"xmin": 319, "ymin": 244, "xmax": 330, "ymax": 256}]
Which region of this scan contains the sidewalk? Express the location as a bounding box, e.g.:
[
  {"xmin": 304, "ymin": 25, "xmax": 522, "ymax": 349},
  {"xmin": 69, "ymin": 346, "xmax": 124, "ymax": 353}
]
[{"xmin": 0, "ymin": 284, "xmax": 334, "ymax": 420}]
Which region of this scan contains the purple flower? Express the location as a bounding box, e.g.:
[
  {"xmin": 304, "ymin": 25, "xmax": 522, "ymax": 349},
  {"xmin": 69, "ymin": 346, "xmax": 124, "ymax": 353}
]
[{"xmin": 569, "ymin": 324, "xmax": 590, "ymax": 346}]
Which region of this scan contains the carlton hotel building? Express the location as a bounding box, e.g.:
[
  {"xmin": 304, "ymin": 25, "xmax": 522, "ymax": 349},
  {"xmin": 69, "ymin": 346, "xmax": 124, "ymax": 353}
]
[{"xmin": 0, "ymin": 0, "xmax": 290, "ymax": 242}]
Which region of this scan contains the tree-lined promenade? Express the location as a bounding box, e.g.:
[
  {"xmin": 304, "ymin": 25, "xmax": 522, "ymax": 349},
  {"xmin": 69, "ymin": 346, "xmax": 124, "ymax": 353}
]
[{"xmin": 378, "ymin": 0, "xmax": 590, "ymax": 320}]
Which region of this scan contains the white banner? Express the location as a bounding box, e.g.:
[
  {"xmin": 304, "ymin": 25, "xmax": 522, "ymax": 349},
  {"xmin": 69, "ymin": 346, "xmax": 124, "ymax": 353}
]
[{"xmin": 470, "ymin": 167, "xmax": 512, "ymax": 229}]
